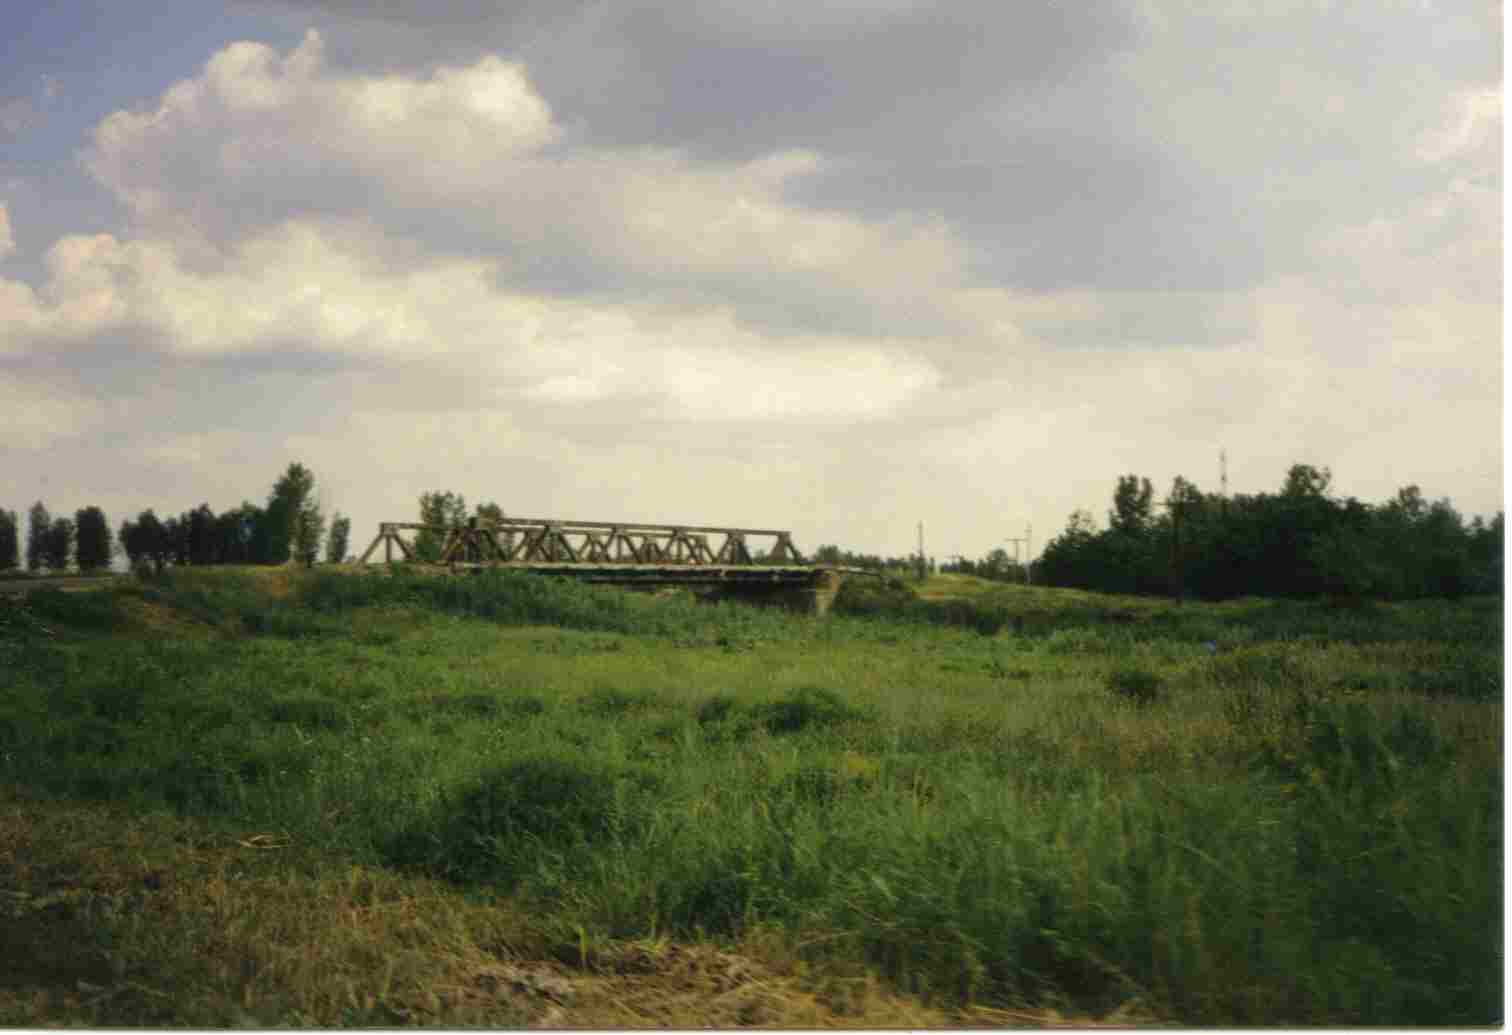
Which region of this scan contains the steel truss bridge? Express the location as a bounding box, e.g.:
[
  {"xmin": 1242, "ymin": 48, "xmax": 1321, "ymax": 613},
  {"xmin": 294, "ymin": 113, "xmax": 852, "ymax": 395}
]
[{"xmin": 355, "ymin": 517, "xmax": 853, "ymax": 613}]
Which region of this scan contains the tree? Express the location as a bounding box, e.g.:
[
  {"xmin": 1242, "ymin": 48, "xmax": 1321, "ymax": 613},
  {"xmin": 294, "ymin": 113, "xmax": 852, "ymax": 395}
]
[
  {"xmin": 1282, "ymin": 463, "xmax": 1332, "ymax": 498},
  {"xmin": 120, "ymin": 510, "xmax": 169, "ymax": 574},
  {"xmin": 42, "ymin": 516, "xmax": 75, "ymax": 571},
  {"xmin": 186, "ymin": 504, "xmax": 217, "ymax": 565},
  {"xmin": 162, "ymin": 515, "xmax": 189, "ymax": 567},
  {"xmin": 265, "ymin": 463, "xmax": 320, "ymax": 565},
  {"xmin": 415, "ymin": 491, "xmax": 468, "ymax": 562},
  {"xmin": 0, "ymin": 509, "xmax": 18, "ymax": 571},
  {"xmin": 470, "ymin": 502, "xmax": 507, "ymax": 561},
  {"xmin": 981, "ymin": 547, "xmax": 1012, "ymax": 580},
  {"xmin": 74, "ymin": 506, "xmax": 113, "ymax": 572},
  {"xmin": 26, "ymin": 502, "xmax": 50, "ymax": 572},
  {"xmin": 218, "ymin": 502, "xmax": 263, "ymax": 564},
  {"xmin": 1109, "ymin": 475, "xmax": 1155, "ymax": 535},
  {"xmin": 325, "ymin": 513, "xmax": 351, "ymax": 564},
  {"xmin": 292, "ymin": 499, "xmax": 325, "ymax": 567}
]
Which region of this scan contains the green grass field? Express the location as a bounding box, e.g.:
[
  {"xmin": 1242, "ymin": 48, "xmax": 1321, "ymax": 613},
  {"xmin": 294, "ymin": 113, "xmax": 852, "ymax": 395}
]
[{"xmin": 0, "ymin": 567, "xmax": 1501, "ymax": 1025}]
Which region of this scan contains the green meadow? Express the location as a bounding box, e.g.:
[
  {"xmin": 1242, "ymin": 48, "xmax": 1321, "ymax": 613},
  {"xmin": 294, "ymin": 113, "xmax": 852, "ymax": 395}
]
[{"xmin": 0, "ymin": 568, "xmax": 1501, "ymax": 1026}]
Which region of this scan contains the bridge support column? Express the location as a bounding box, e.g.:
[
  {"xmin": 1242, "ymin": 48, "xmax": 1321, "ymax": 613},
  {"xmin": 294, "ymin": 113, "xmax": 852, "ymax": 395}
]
[
  {"xmin": 707, "ymin": 569, "xmax": 841, "ymax": 616},
  {"xmin": 809, "ymin": 568, "xmax": 842, "ymax": 616}
]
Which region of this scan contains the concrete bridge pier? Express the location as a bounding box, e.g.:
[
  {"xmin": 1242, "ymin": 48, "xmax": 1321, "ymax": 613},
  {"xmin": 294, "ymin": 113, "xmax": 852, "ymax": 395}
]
[{"xmin": 709, "ymin": 568, "xmax": 843, "ymax": 616}]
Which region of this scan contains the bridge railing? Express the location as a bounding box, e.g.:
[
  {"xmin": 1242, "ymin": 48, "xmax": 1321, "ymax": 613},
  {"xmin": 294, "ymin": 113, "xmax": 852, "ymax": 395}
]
[{"xmin": 356, "ymin": 518, "xmax": 807, "ymax": 567}]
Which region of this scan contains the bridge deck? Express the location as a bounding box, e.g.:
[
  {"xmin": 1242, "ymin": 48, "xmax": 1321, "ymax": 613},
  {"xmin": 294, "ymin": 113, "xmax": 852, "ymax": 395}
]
[{"xmin": 447, "ymin": 562, "xmax": 838, "ymax": 585}]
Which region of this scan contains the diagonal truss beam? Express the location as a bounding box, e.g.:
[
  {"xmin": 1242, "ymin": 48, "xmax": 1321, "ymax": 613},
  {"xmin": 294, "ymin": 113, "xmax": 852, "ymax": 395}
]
[{"xmin": 361, "ymin": 517, "xmax": 807, "ymax": 567}]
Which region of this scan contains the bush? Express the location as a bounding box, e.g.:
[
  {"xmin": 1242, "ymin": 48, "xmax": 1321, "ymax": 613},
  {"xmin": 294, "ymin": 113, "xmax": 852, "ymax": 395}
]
[
  {"xmin": 755, "ymin": 687, "xmax": 871, "ymax": 736},
  {"xmin": 385, "ymin": 756, "xmax": 656, "ymax": 882},
  {"xmin": 21, "ymin": 586, "xmax": 121, "ymax": 632},
  {"xmin": 1106, "ymin": 667, "xmax": 1163, "ymax": 705},
  {"xmin": 832, "ymin": 576, "xmax": 917, "ymax": 616}
]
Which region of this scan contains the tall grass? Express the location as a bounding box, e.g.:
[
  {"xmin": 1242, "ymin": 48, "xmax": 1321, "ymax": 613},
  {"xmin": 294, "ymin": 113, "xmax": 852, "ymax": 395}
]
[{"xmin": 0, "ymin": 570, "xmax": 1500, "ymax": 1024}]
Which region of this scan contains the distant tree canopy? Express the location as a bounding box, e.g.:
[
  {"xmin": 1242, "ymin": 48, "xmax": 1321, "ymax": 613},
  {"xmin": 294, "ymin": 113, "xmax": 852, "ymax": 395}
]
[
  {"xmin": 812, "ymin": 544, "xmax": 934, "ymax": 577},
  {"xmin": 26, "ymin": 502, "xmax": 50, "ymax": 572},
  {"xmin": 326, "ymin": 513, "xmax": 351, "ymax": 564},
  {"xmin": 42, "ymin": 517, "xmax": 74, "ymax": 572},
  {"xmin": 120, "ymin": 509, "xmax": 169, "ymax": 574},
  {"xmin": 414, "ymin": 491, "xmax": 469, "ymax": 562},
  {"xmin": 108, "ymin": 462, "xmax": 337, "ymax": 573},
  {"xmin": 74, "ymin": 506, "xmax": 113, "ymax": 572},
  {"xmin": 409, "ymin": 494, "xmax": 510, "ymax": 562},
  {"xmin": 0, "ymin": 509, "xmax": 18, "ymax": 571},
  {"xmin": 266, "ymin": 463, "xmax": 323, "ymax": 567},
  {"xmin": 1037, "ymin": 464, "xmax": 1503, "ymax": 601}
]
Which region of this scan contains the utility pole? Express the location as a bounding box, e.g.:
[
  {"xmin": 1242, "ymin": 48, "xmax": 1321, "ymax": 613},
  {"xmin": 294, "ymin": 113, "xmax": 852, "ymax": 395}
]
[
  {"xmin": 1025, "ymin": 522, "xmax": 1032, "ymax": 585},
  {"xmin": 917, "ymin": 521, "xmax": 926, "ymax": 582},
  {"xmin": 1005, "ymin": 535, "xmax": 1026, "ymax": 584}
]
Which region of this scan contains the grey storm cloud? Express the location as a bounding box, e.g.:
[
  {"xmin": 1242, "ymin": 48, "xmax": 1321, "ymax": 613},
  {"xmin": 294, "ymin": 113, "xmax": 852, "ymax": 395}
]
[
  {"xmin": 246, "ymin": 0, "xmax": 1498, "ymax": 300},
  {"xmin": 1, "ymin": 1, "xmax": 1498, "ymax": 560}
]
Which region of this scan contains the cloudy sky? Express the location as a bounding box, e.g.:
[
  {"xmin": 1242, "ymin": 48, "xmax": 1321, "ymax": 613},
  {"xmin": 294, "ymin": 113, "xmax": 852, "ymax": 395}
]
[{"xmin": 1, "ymin": 1, "xmax": 1502, "ymax": 563}]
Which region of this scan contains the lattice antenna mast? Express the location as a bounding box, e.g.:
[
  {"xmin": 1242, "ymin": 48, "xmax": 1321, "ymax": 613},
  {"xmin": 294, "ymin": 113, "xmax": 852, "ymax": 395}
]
[{"xmin": 1220, "ymin": 449, "xmax": 1229, "ymax": 499}]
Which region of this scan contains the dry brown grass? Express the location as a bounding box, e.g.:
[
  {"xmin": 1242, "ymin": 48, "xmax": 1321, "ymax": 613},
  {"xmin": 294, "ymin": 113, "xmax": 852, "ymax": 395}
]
[
  {"xmin": 0, "ymin": 787, "xmax": 1138, "ymax": 1028},
  {"xmin": 113, "ymin": 592, "xmax": 223, "ymax": 638}
]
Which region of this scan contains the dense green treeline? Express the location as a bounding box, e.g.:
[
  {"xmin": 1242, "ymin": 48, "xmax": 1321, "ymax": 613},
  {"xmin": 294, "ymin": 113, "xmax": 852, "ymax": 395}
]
[
  {"xmin": 119, "ymin": 462, "xmax": 329, "ymax": 573},
  {"xmin": 1037, "ymin": 464, "xmax": 1504, "ymax": 600},
  {"xmin": 5, "ymin": 462, "xmax": 335, "ymax": 575}
]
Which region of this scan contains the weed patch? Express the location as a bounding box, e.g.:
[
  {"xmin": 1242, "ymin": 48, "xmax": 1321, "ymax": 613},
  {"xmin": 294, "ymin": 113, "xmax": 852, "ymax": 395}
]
[
  {"xmin": 385, "ymin": 756, "xmax": 658, "ymax": 883},
  {"xmin": 18, "ymin": 587, "xmax": 122, "ymax": 632},
  {"xmin": 1107, "ymin": 667, "xmax": 1163, "ymax": 705},
  {"xmin": 754, "ymin": 687, "xmax": 872, "ymax": 736}
]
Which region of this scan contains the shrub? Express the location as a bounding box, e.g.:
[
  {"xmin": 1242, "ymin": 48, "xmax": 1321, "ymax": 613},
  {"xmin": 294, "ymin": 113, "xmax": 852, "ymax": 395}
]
[
  {"xmin": 1107, "ymin": 667, "xmax": 1163, "ymax": 705},
  {"xmin": 832, "ymin": 576, "xmax": 918, "ymax": 616},
  {"xmin": 21, "ymin": 586, "xmax": 121, "ymax": 632},
  {"xmin": 385, "ymin": 756, "xmax": 656, "ymax": 882},
  {"xmin": 755, "ymin": 686, "xmax": 871, "ymax": 735}
]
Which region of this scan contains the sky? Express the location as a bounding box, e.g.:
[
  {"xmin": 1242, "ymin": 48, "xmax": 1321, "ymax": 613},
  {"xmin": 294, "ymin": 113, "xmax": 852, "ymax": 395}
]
[{"xmin": 1, "ymin": 1, "xmax": 1502, "ymax": 564}]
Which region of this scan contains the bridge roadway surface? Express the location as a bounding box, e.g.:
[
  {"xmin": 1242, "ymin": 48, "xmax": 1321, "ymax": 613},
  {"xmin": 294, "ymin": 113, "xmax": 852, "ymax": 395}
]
[
  {"xmin": 446, "ymin": 561, "xmax": 828, "ymax": 582},
  {"xmin": 441, "ymin": 561, "xmax": 869, "ymax": 614}
]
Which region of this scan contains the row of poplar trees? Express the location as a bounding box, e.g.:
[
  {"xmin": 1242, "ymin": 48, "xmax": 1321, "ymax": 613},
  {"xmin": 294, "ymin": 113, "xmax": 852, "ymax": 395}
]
[{"xmin": 0, "ymin": 463, "xmax": 352, "ymax": 574}]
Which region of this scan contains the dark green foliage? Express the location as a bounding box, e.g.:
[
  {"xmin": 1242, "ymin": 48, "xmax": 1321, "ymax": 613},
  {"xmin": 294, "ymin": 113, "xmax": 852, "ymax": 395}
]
[
  {"xmin": 183, "ymin": 504, "xmax": 217, "ymax": 565},
  {"xmin": 1411, "ymin": 653, "xmax": 1502, "ymax": 701},
  {"xmin": 755, "ymin": 687, "xmax": 869, "ymax": 735},
  {"xmin": 325, "ymin": 513, "xmax": 351, "ymax": 564},
  {"xmin": 1039, "ymin": 465, "xmax": 1503, "ymax": 601},
  {"xmin": 22, "ymin": 586, "xmax": 121, "ymax": 631},
  {"xmin": 73, "ymin": 506, "xmax": 112, "ymax": 572},
  {"xmin": 414, "ymin": 491, "xmax": 468, "ymax": 562},
  {"xmin": 578, "ymin": 687, "xmax": 658, "ymax": 716},
  {"xmin": 0, "ymin": 508, "xmax": 19, "ymax": 571},
  {"xmin": 41, "ymin": 515, "xmax": 73, "ymax": 572},
  {"xmin": 832, "ymin": 575, "xmax": 918, "ymax": 616},
  {"xmin": 238, "ymin": 607, "xmax": 342, "ymax": 639},
  {"xmin": 501, "ymin": 694, "xmax": 546, "ymax": 717},
  {"xmin": 25, "ymin": 502, "xmax": 49, "ymax": 572},
  {"xmin": 1106, "ymin": 667, "xmax": 1162, "ymax": 704},
  {"xmin": 695, "ymin": 694, "xmax": 739, "ymax": 725},
  {"xmin": 263, "ymin": 693, "xmax": 348, "ymax": 730},
  {"xmin": 268, "ymin": 463, "xmax": 323, "ymax": 567},
  {"xmin": 120, "ymin": 509, "xmax": 169, "ymax": 573},
  {"xmin": 386, "ymin": 756, "xmax": 653, "ymax": 882},
  {"xmin": 1110, "ymin": 474, "xmax": 1155, "ymax": 534}
]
